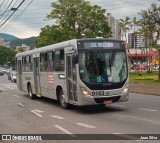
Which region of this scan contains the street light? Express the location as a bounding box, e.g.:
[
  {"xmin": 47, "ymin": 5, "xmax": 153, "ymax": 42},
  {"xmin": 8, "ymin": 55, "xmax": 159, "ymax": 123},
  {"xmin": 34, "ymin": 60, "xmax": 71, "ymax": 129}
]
[
  {"xmin": 0, "ymin": 7, "xmax": 18, "ymax": 28},
  {"xmin": 0, "ymin": 7, "xmax": 18, "ymax": 18}
]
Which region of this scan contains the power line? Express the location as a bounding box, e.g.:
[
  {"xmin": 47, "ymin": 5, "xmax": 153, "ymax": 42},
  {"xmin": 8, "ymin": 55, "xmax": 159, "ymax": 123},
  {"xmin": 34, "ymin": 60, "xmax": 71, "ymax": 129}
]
[
  {"xmin": 2, "ymin": 0, "xmax": 34, "ymax": 32},
  {"xmin": 2, "ymin": 0, "xmax": 160, "ymax": 37},
  {"xmin": 0, "ymin": 0, "xmax": 6, "ymax": 12},
  {"xmin": 0, "ymin": 0, "xmax": 20, "ymax": 25},
  {"xmin": 0, "ymin": 0, "xmax": 26, "ymax": 29},
  {"xmin": 0, "ymin": 0, "xmax": 14, "ymax": 20}
]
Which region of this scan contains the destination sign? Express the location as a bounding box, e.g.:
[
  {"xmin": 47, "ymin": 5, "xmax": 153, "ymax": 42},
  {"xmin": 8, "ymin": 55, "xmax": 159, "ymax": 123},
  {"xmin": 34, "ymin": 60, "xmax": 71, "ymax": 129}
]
[
  {"xmin": 77, "ymin": 40, "xmax": 124, "ymax": 49},
  {"xmin": 90, "ymin": 42, "xmax": 113, "ymax": 48}
]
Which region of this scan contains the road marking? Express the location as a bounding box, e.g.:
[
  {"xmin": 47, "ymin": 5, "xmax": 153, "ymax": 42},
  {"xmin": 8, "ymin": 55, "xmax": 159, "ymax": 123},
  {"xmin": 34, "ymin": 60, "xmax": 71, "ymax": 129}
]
[
  {"xmin": 13, "ymin": 95, "xmax": 20, "ymax": 98},
  {"xmin": 8, "ymin": 87, "xmax": 14, "ymax": 89},
  {"xmin": 31, "ymin": 109, "xmax": 44, "ymax": 117},
  {"xmin": 18, "ymin": 103, "xmax": 25, "ymax": 107},
  {"xmin": 114, "ymin": 114, "xmax": 160, "ymax": 125},
  {"xmin": 113, "ymin": 133, "xmax": 122, "ymax": 134},
  {"xmin": 136, "ymin": 140, "xmax": 144, "ymax": 142},
  {"xmin": 50, "ymin": 115, "xmax": 64, "ymax": 120},
  {"xmin": 55, "ymin": 125, "xmax": 76, "ymax": 137},
  {"xmin": 76, "ymin": 123, "xmax": 96, "ymax": 128},
  {"xmin": 112, "ymin": 104, "xmax": 126, "ymax": 108},
  {"xmin": 139, "ymin": 108, "xmax": 158, "ymax": 112},
  {"xmin": 35, "ymin": 101, "xmax": 41, "ymax": 104}
]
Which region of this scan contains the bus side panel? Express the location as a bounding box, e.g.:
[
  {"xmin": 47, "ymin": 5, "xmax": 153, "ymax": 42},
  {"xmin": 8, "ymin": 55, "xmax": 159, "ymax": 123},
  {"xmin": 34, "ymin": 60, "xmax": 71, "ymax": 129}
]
[
  {"xmin": 39, "ymin": 72, "xmax": 66, "ymax": 100},
  {"xmin": 39, "ymin": 72, "xmax": 55, "ymax": 98}
]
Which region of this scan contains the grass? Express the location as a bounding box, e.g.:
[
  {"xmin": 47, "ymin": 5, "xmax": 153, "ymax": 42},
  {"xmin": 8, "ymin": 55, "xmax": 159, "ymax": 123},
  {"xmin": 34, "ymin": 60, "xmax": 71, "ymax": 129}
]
[{"xmin": 129, "ymin": 71, "xmax": 160, "ymax": 84}]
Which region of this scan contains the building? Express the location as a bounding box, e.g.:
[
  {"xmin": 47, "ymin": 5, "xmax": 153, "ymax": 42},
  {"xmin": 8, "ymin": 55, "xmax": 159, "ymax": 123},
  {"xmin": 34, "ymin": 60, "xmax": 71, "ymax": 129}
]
[
  {"xmin": 128, "ymin": 33, "xmax": 144, "ymax": 48},
  {"xmin": 0, "ymin": 38, "xmax": 10, "ymax": 48},
  {"xmin": 4, "ymin": 42, "xmax": 10, "ymax": 48},
  {"xmin": 16, "ymin": 44, "xmax": 30, "ymax": 53},
  {"xmin": 0, "ymin": 38, "xmax": 5, "ymax": 46},
  {"xmin": 107, "ymin": 13, "xmax": 121, "ymax": 40},
  {"xmin": 128, "ymin": 33, "xmax": 153, "ymax": 48}
]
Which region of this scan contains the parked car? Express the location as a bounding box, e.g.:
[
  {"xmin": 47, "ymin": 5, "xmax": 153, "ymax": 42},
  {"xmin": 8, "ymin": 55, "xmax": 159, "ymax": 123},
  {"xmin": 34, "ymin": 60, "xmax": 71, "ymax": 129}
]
[
  {"xmin": 10, "ymin": 71, "xmax": 17, "ymax": 83},
  {"xmin": 153, "ymin": 65, "xmax": 159, "ymax": 70},
  {"xmin": 2, "ymin": 68, "xmax": 6, "ymax": 74},
  {"xmin": 135, "ymin": 65, "xmax": 147, "ymax": 70},
  {"xmin": 0, "ymin": 68, "xmax": 4, "ymax": 75},
  {"xmin": 7, "ymin": 67, "xmax": 16, "ymax": 80}
]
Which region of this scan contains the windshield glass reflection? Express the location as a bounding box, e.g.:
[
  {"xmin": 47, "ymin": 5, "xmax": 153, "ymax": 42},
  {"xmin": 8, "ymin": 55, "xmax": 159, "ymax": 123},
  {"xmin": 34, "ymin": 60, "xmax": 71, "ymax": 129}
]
[{"xmin": 79, "ymin": 51, "xmax": 127, "ymax": 84}]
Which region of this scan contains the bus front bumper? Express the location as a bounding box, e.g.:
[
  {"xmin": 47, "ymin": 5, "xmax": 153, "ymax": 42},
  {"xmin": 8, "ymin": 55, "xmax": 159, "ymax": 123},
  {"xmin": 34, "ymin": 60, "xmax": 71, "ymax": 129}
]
[{"xmin": 81, "ymin": 93, "xmax": 129, "ymax": 105}]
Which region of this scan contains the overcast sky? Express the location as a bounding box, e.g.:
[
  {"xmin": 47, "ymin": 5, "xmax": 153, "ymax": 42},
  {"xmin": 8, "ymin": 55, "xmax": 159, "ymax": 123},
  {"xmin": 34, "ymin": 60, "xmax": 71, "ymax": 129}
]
[{"xmin": 0, "ymin": 0, "xmax": 159, "ymax": 38}]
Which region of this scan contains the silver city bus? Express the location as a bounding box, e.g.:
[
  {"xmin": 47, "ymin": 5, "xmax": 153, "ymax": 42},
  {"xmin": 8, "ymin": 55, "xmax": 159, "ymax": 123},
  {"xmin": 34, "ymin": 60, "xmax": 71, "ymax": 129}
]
[{"xmin": 16, "ymin": 38, "xmax": 129, "ymax": 108}]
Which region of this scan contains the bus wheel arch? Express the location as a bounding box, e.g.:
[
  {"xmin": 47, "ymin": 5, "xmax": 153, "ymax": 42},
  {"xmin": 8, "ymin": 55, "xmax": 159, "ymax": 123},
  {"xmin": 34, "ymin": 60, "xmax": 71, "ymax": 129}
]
[
  {"xmin": 27, "ymin": 82, "xmax": 31, "ymax": 93},
  {"xmin": 27, "ymin": 82, "xmax": 36, "ymax": 99},
  {"xmin": 56, "ymin": 86, "xmax": 69, "ymax": 109}
]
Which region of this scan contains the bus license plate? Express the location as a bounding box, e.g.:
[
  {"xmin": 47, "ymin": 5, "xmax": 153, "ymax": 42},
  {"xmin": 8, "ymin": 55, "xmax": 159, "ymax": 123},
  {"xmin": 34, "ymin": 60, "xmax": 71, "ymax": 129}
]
[{"xmin": 104, "ymin": 100, "xmax": 112, "ymax": 104}]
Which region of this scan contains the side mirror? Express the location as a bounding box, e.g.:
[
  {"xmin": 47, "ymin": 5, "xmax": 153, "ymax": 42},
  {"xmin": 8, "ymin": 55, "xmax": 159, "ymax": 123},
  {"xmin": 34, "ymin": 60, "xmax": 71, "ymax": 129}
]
[{"xmin": 73, "ymin": 54, "xmax": 78, "ymax": 64}]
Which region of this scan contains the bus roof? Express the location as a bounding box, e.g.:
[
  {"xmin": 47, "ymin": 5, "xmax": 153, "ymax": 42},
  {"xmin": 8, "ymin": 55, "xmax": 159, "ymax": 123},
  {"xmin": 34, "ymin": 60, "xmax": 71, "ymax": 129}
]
[{"xmin": 16, "ymin": 38, "xmax": 124, "ymax": 57}]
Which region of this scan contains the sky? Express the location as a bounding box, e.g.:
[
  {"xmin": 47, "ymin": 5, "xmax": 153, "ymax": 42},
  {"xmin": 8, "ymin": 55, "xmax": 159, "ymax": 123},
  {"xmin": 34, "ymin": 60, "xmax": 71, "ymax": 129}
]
[{"xmin": 0, "ymin": 0, "xmax": 159, "ymax": 39}]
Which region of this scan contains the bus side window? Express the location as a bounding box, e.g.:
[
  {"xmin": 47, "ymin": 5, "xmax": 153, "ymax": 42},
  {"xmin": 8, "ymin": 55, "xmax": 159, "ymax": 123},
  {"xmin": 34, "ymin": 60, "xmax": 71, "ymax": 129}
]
[
  {"xmin": 52, "ymin": 51, "xmax": 55, "ymax": 71},
  {"xmin": 46, "ymin": 51, "xmax": 54, "ymax": 72},
  {"xmin": 22, "ymin": 57, "xmax": 25, "ymax": 72},
  {"xmin": 55, "ymin": 49, "xmax": 64, "ymax": 72},
  {"xmin": 29, "ymin": 55, "xmax": 32, "ymax": 71},
  {"xmin": 23, "ymin": 56, "xmax": 27, "ymax": 72},
  {"xmin": 40, "ymin": 53, "xmax": 45, "ymax": 72},
  {"xmin": 25, "ymin": 55, "xmax": 32, "ymax": 72}
]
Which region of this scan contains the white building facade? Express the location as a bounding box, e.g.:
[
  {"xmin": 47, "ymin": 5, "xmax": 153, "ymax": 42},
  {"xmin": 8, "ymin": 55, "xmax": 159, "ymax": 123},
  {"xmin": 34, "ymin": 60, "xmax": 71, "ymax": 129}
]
[{"xmin": 107, "ymin": 13, "xmax": 121, "ymax": 40}]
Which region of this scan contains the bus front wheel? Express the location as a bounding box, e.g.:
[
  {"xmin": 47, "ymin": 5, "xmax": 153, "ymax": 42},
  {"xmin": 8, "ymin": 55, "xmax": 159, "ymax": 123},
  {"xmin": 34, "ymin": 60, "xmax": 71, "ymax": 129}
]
[
  {"xmin": 28, "ymin": 84, "xmax": 36, "ymax": 99},
  {"xmin": 59, "ymin": 90, "xmax": 69, "ymax": 109}
]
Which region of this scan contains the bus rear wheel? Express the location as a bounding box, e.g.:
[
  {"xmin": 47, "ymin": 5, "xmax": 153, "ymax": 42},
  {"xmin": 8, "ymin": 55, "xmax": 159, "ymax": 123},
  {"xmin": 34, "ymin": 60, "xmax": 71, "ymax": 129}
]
[
  {"xmin": 59, "ymin": 90, "xmax": 69, "ymax": 109},
  {"xmin": 28, "ymin": 84, "xmax": 36, "ymax": 99}
]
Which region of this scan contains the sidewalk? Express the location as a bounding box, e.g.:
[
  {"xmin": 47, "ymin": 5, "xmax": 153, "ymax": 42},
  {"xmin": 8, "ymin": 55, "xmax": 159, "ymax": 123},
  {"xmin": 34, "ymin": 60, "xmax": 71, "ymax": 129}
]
[{"xmin": 129, "ymin": 82, "xmax": 160, "ymax": 96}]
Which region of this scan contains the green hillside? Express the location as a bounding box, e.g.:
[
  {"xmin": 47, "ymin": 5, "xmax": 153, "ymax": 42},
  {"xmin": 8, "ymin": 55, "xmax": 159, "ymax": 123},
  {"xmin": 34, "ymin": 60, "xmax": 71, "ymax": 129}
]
[
  {"xmin": 0, "ymin": 33, "xmax": 18, "ymax": 42},
  {"xmin": 10, "ymin": 37, "xmax": 36, "ymax": 49}
]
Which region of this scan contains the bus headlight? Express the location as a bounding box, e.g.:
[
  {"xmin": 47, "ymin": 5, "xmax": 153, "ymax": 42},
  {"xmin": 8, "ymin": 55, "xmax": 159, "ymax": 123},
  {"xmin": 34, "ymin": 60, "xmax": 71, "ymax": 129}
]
[
  {"xmin": 80, "ymin": 87, "xmax": 90, "ymax": 96},
  {"xmin": 123, "ymin": 85, "xmax": 129, "ymax": 95}
]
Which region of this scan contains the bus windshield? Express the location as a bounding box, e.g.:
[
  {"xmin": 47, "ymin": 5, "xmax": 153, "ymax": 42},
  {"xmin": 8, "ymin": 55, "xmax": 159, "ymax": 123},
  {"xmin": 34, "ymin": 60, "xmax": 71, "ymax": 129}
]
[{"xmin": 79, "ymin": 51, "xmax": 127, "ymax": 84}]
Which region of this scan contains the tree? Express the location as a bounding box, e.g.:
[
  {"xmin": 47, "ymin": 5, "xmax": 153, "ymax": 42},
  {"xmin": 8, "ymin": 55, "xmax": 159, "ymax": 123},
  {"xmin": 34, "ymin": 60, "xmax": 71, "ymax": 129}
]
[
  {"xmin": 36, "ymin": 0, "xmax": 111, "ymax": 47},
  {"xmin": 138, "ymin": 3, "xmax": 160, "ymax": 80},
  {"xmin": 138, "ymin": 4, "xmax": 159, "ymax": 73},
  {"xmin": 131, "ymin": 17, "xmax": 143, "ymax": 74},
  {"xmin": 16, "ymin": 47, "xmax": 25, "ymax": 53},
  {"xmin": 36, "ymin": 25, "xmax": 77, "ymax": 47},
  {"xmin": 119, "ymin": 16, "xmax": 130, "ymax": 40},
  {"xmin": 147, "ymin": 3, "xmax": 160, "ymax": 81},
  {"xmin": 0, "ymin": 46, "xmax": 16, "ymax": 66}
]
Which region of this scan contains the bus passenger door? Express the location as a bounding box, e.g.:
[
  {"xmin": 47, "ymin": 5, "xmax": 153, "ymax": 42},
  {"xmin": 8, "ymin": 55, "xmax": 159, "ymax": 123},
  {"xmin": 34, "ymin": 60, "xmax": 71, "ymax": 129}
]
[
  {"xmin": 17, "ymin": 59, "xmax": 22, "ymax": 90},
  {"xmin": 66, "ymin": 54, "xmax": 78, "ymax": 103},
  {"xmin": 33, "ymin": 57, "xmax": 41, "ymax": 94}
]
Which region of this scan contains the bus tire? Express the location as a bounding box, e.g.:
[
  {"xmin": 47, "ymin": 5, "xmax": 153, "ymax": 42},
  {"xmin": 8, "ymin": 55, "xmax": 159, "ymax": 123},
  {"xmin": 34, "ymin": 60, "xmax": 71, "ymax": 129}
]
[
  {"xmin": 28, "ymin": 84, "xmax": 36, "ymax": 99},
  {"xmin": 59, "ymin": 90, "xmax": 69, "ymax": 109}
]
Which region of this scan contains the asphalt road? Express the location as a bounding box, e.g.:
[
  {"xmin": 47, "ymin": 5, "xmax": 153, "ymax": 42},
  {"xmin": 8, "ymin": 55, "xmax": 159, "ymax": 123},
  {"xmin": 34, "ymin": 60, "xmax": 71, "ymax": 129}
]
[{"xmin": 0, "ymin": 75, "xmax": 160, "ymax": 143}]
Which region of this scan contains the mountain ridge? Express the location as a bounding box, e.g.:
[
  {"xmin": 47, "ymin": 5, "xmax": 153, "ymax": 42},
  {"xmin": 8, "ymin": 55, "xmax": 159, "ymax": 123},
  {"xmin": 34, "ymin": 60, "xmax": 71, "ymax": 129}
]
[
  {"xmin": 0, "ymin": 33, "xmax": 18, "ymax": 42},
  {"xmin": 11, "ymin": 37, "xmax": 36, "ymax": 49},
  {"xmin": 0, "ymin": 33, "xmax": 36, "ymax": 49}
]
